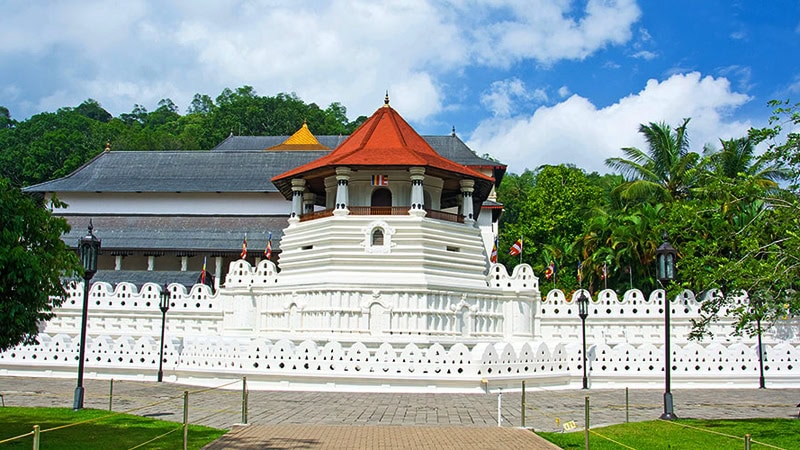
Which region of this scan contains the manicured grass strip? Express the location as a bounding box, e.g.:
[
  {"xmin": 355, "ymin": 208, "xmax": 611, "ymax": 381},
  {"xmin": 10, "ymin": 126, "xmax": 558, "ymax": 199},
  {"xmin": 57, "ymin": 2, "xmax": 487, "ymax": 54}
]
[
  {"xmin": 537, "ymin": 418, "xmax": 800, "ymax": 450},
  {"xmin": 0, "ymin": 406, "xmax": 226, "ymax": 450}
]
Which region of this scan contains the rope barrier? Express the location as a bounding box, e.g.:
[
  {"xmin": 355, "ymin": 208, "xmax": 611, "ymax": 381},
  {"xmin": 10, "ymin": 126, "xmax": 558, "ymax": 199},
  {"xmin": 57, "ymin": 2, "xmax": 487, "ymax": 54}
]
[
  {"xmin": 185, "ymin": 379, "xmax": 241, "ymax": 395},
  {"xmin": 659, "ymin": 419, "xmax": 788, "ymax": 450},
  {"xmin": 0, "ymin": 430, "xmax": 34, "ymax": 445},
  {"xmin": 126, "ymin": 425, "xmax": 182, "ymax": 450},
  {"xmin": 588, "ymin": 429, "xmax": 637, "ymax": 449}
]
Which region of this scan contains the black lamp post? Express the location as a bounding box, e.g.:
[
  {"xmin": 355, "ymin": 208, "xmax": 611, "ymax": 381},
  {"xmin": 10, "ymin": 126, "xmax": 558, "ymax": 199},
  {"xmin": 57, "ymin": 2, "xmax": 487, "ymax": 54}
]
[
  {"xmin": 157, "ymin": 284, "xmax": 171, "ymax": 382},
  {"xmin": 656, "ymin": 236, "xmax": 677, "ymax": 420},
  {"xmin": 577, "ymin": 291, "xmax": 590, "ymax": 389},
  {"xmin": 73, "ymin": 221, "xmax": 101, "ymax": 410}
]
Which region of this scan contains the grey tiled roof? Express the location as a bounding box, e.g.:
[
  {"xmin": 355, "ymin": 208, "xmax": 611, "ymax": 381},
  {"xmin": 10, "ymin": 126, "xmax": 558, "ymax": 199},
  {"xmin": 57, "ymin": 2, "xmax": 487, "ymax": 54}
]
[
  {"xmin": 25, "ymin": 135, "xmax": 504, "ymax": 194},
  {"xmin": 212, "ymin": 134, "xmax": 502, "ymax": 167},
  {"xmin": 63, "ymin": 216, "xmax": 285, "ymax": 252},
  {"xmin": 25, "ymin": 150, "xmax": 325, "ymax": 193}
]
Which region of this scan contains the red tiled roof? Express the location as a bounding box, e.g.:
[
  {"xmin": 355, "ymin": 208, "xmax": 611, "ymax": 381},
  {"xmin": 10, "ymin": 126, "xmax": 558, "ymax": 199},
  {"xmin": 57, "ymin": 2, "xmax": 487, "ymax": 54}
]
[{"xmin": 272, "ymin": 104, "xmax": 493, "ymax": 183}]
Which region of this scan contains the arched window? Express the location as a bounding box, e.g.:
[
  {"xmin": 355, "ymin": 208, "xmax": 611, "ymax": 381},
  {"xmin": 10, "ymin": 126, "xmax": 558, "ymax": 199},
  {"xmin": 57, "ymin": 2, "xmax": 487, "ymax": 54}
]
[
  {"xmin": 372, "ymin": 228, "xmax": 384, "ymax": 246},
  {"xmin": 371, "ymin": 188, "xmax": 392, "ymax": 207}
]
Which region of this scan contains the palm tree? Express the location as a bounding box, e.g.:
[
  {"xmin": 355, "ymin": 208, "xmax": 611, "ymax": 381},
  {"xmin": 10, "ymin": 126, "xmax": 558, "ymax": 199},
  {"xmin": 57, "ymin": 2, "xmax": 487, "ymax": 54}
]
[
  {"xmin": 606, "ymin": 118, "xmax": 701, "ymax": 202},
  {"xmin": 702, "ymin": 136, "xmax": 789, "ymax": 188}
]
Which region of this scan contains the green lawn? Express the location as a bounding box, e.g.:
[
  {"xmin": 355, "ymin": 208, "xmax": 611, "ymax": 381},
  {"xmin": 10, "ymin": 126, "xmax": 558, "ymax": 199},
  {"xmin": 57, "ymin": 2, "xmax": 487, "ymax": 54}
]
[
  {"xmin": 538, "ymin": 418, "xmax": 800, "ymax": 449},
  {"xmin": 0, "ymin": 407, "xmax": 227, "ymax": 450}
]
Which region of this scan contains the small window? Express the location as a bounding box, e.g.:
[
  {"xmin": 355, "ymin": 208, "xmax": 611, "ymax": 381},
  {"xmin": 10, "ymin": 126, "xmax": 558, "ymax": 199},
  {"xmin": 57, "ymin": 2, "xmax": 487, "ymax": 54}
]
[
  {"xmin": 446, "ymin": 246, "xmax": 460, "ymax": 252},
  {"xmin": 301, "ymin": 245, "xmax": 313, "ymax": 250},
  {"xmin": 372, "ymin": 229, "xmax": 384, "ymax": 246}
]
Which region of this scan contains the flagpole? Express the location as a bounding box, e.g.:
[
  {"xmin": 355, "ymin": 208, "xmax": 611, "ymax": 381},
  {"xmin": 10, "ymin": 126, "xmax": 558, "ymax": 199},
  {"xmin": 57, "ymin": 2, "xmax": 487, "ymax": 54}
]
[{"xmin": 629, "ymin": 265, "xmax": 633, "ymax": 291}]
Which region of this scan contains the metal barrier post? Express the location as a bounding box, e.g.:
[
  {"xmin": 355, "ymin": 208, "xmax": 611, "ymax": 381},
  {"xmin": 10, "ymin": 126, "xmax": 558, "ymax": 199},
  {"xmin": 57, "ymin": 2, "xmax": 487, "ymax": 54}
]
[
  {"xmin": 625, "ymin": 387, "xmax": 629, "ymax": 423},
  {"xmin": 745, "ymin": 433, "xmax": 751, "ymax": 450},
  {"xmin": 183, "ymin": 391, "xmax": 189, "ymax": 450},
  {"xmin": 108, "ymin": 379, "xmax": 114, "ymax": 411},
  {"xmin": 521, "ymin": 380, "xmax": 526, "ymax": 428},
  {"xmin": 32, "ymin": 425, "xmax": 40, "ymax": 450},
  {"xmin": 497, "ymin": 388, "xmax": 502, "ymax": 427},
  {"xmin": 242, "ymin": 377, "xmax": 248, "ymax": 425},
  {"xmin": 584, "ymin": 396, "xmax": 590, "ymax": 450}
]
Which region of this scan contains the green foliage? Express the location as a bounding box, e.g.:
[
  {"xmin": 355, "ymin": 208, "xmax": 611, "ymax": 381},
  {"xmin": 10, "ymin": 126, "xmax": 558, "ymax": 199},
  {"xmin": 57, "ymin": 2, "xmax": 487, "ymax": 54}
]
[
  {"xmin": 0, "ymin": 178, "xmax": 81, "ymax": 351},
  {"xmin": 538, "ymin": 418, "xmax": 800, "ymax": 450},
  {"xmin": 497, "ymin": 165, "xmax": 607, "ymax": 289},
  {"xmin": 0, "ymin": 407, "xmax": 225, "ymax": 450},
  {"xmin": 606, "ymin": 118, "xmax": 701, "ymax": 203},
  {"xmin": 0, "ymin": 88, "xmax": 363, "ymax": 187},
  {"xmin": 498, "ymin": 102, "xmax": 799, "ymax": 336}
]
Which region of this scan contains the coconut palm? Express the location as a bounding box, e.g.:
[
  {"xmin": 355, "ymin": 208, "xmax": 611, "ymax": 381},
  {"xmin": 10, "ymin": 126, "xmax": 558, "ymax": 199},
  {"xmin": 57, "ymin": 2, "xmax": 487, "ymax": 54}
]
[
  {"xmin": 606, "ymin": 118, "xmax": 701, "ymax": 202},
  {"xmin": 702, "ymin": 136, "xmax": 789, "ymax": 188}
]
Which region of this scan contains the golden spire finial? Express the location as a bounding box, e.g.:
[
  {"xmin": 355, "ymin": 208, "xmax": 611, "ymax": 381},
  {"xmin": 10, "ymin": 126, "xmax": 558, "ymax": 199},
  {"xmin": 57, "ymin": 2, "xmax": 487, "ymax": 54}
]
[
  {"xmin": 104, "ymin": 141, "xmax": 111, "ymax": 152},
  {"xmin": 384, "ymin": 90, "xmax": 390, "ymax": 107}
]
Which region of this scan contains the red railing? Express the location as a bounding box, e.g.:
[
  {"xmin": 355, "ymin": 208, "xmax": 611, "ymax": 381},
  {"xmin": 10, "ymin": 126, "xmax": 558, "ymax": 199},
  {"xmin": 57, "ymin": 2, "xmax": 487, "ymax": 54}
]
[{"xmin": 299, "ymin": 206, "xmax": 464, "ymax": 223}]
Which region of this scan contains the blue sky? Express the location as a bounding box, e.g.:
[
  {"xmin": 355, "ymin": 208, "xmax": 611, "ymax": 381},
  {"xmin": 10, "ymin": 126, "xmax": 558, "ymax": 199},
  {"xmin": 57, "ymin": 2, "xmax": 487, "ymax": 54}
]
[{"xmin": 2, "ymin": 0, "xmax": 799, "ymax": 174}]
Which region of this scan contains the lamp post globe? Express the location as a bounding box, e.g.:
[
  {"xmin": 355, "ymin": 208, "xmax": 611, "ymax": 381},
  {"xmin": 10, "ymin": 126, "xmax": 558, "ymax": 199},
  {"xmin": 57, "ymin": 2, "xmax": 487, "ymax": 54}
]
[
  {"xmin": 73, "ymin": 220, "xmax": 101, "ymax": 411},
  {"xmin": 157, "ymin": 284, "xmax": 171, "ymax": 382},
  {"xmin": 577, "ymin": 291, "xmax": 590, "ymax": 389},
  {"xmin": 656, "ymin": 235, "xmax": 678, "ymax": 420}
]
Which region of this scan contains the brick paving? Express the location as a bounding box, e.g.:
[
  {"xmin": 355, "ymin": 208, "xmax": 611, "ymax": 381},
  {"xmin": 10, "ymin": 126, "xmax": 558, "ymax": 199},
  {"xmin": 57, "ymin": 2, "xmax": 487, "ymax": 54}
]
[{"xmin": 2, "ymin": 376, "xmax": 799, "ymax": 449}]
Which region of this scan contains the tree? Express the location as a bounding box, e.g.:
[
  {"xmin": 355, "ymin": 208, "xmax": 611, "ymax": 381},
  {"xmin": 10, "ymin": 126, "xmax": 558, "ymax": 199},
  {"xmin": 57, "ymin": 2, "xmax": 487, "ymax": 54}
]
[
  {"xmin": 701, "ymin": 136, "xmax": 789, "ymax": 188},
  {"xmin": 0, "ymin": 106, "xmax": 15, "ymax": 128},
  {"xmin": 74, "ymin": 99, "xmax": 112, "ymax": 123},
  {"xmin": 0, "ymin": 178, "xmax": 82, "ymax": 350},
  {"xmin": 751, "ymin": 99, "xmax": 800, "ymax": 190},
  {"xmin": 606, "ymin": 118, "xmax": 701, "ymax": 202}
]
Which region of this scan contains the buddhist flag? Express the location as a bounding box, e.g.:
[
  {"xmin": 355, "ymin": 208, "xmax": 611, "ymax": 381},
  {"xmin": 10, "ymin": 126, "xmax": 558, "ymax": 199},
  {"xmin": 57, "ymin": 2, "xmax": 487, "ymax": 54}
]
[
  {"xmin": 200, "ymin": 256, "xmax": 207, "ymax": 284},
  {"xmin": 601, "ymin": 263, "xmax": 608, "ymax": 279},
  {"xmin": 371, "ymin": 175, "xmax": 388, "ymax": 186},
  {"xmin": 490, "ymin": 239, "xmax": 498, "ymax": 263},
  {"xmin": 509, "ymin": 238, "xmax": 523, "ymax": 256},
  {"xmin": 577, "ymin": 261, "xmax": 583, "ymax": 283},
  {"xmin": 241, "ymin": 235, "xmax": 248, "ymax": 259},
  {"xmin": 264, "ymin": 232, "xmax": 273, "ymax": 259},
  {"xmin": 545, "ymin": 261, "xmax": 555, "ymax": 279}
]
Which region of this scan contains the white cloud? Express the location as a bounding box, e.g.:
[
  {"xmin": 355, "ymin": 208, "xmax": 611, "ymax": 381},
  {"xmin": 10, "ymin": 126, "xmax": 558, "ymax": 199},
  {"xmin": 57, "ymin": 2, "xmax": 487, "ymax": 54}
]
[
  {"xmin": 558, "ymin": 86, "xmax": 571, "ymax": 98},
  {"xmin": 467, "ymin": 72, "xmax": 752, "ymax": 175},
  {"xmin": 0, "ymin": 0, "xmax": 642, "ymax": 120},
  {"xmin": 480, "ymin": 78, "xmax": 546, "ymax": 117},
  {"xmin": 632, "ymin": 50, "xmax": 657, "ymax": 60},
  {"xmin": 467, "ymin": 0, "xmax": 641, "ymax": 66}
]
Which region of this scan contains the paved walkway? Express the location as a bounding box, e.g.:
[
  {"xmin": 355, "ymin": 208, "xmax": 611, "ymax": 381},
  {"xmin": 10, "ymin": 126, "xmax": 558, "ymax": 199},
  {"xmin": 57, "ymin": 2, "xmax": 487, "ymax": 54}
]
[{"xmin": 2, "ymin": 376, "xmax": 798, "ymax": 449}]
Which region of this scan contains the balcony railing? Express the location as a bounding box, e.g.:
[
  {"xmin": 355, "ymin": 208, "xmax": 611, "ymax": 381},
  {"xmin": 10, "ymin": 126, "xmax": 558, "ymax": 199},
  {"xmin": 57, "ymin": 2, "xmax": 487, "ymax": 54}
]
[{"xmin": 299, "ymin": 206, "xmax": 464, "ymax": 224}]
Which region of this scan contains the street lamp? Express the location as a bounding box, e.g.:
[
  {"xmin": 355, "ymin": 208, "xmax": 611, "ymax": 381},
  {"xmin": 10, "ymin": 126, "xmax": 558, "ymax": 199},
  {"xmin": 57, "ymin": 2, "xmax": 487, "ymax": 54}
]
[
  {"xmin": 577, "ymin": 291, "xmax": 590, "ymax": 389},
  {"xmin": 157, "ymin": 284, "xmax": 171, "ymax": 382},
  {"xmin": 656, "ymin": 236, "xmax": 678, "ymax": 420},
  {"xmin": 73, "ymin": 220, "xmax": 101, "ymax": 410}
]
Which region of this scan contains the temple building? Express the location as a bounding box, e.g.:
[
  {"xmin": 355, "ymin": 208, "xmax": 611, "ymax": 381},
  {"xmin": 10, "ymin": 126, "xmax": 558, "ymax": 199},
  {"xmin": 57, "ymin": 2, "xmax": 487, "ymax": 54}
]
[{"xmin": 24, "ymin": 97, "xmax": 505, "ymax": 290}]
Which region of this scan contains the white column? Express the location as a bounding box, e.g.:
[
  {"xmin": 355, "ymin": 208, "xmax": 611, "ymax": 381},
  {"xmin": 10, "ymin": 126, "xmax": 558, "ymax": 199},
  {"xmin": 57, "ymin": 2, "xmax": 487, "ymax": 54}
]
[
  {"xmin": 114, "ymin": 255, "xmax": 122, "ymax": 271},
  {"xmin": 214, "ymin": 256, "xmax": 223, "ymax": 290},
  {"xmin": 333, "ymin": 167, "xmax": 351, "ymax": 216},
  {"xmin": 181, "ymin": 256, "xmax": 188, "ymax": 271},
  {"xmin": 147, "ymin": 255, "xmax": 155, "ymax": 271},
  {"xmin": 409, "ymin": 166, "xmax": 426, "ymax": 217},
  {"xmin": 303, "ymin": 192, "xmax": 316, "ymax": 214},
  {"xmin": 460, "ymin": 179, "xmax": 475, "ymax": 225},
  {"xmin": 290, "ymin": 178, "xmax": 306, "ymax": 219}
]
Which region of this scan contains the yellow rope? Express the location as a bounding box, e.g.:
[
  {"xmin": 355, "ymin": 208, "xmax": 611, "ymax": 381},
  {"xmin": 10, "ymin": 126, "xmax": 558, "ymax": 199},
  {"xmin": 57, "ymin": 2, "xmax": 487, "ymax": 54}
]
[
  {"xmin": 0, "ymin": 430, "xmax": 34, "ymax": 445},
  {"xmin": 659, "ymin": 419, "xmax": 787, "ymax": 450},
  {"xmin": 127, "ymin": 425, "xmax": 182, "ymax": 450},
  {"xmin": 588, "ymin": 429, "xmax": 637, "ymax": 449}
]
